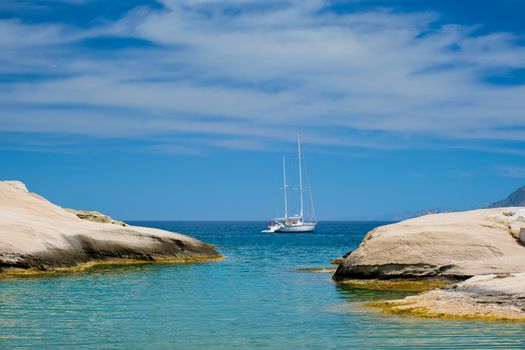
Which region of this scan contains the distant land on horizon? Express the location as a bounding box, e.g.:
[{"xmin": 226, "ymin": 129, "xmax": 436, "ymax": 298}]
[
  {"xmin": 123, "ymin": 185, "xmax": 525, "ymax": 222},
  {"xmin": 488, "ymin": 185, "xmax": 525, "ymax": 209},
  {"xmin": 345, "ymin": 185, "xmax": 525, "ymax": 222}
]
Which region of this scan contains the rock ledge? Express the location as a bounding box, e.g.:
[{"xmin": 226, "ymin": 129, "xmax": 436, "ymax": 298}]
[{"xmin": 368, "ymin": 273, "xmax": 525, "ymax": 321}]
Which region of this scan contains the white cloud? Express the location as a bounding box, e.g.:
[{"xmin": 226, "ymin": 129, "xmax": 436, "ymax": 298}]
[
  {"xmin": 495, "ymin": 165, "xmax": 525, "ymax": 178},
  {"xmin": 1, "ymin": 0, "xmax": 525, "ymax": 151}
]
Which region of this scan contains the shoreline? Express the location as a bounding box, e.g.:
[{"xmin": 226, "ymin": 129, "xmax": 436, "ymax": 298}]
[
  {"xmin": 365, "ymin": 299, "xmax": 525, "ymax": 322},
  {"xmin": 358, "ymin": 273, "xmax": 525, "ymax": 322},
  {"xmin": 331, "ymin": 208, "xmax": 525, "ymax": 322},
  {"xmin": 335, "ymin": 277, "xmax": 458, "ymax": 291},
  {"xmin": 0, "ymin": 255, "xmax": 224, "ymax": 279}
]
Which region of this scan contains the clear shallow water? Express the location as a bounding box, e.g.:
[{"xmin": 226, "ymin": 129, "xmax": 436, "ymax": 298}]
[{"xmin": 1, "ymin": 221, "xmax": 524, "ymax": 349}]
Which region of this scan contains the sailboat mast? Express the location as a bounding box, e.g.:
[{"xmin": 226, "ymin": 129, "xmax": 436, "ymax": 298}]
[
  {"xmin": 297, "ymin": 134, "xmax": 304, "ymax": 220},
  {"xmin": 282, "ymin": 156, "xmax": 288, "ymax": 220}
]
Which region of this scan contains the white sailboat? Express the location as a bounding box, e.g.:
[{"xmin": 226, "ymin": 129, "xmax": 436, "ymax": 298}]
[{"xmin": 263, "ymin": 135, "xmax": 317, "ymax": 233}]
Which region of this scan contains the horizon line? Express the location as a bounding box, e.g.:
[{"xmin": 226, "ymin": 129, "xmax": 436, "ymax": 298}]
[{"xmin": 124, "ymin": 219, "xmax": 397, "ymax": 222}]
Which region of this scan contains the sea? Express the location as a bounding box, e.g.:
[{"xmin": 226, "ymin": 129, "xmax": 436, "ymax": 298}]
[{"xmin": 1, "ymin": 221, "xmax": 523, "ymax": 349}]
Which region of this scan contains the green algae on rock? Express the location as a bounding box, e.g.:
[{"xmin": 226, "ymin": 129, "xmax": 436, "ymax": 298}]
[
  {"xmin": 338, "ymin": 278, "xmax": 456, "ymax": 291},
  {"xmin": 366, "ymin": 273, "xmax": 525, "ymax": 322},
  {"xmin": 65, "ymin": 208, "xmax": 127, "ymax": 226}
]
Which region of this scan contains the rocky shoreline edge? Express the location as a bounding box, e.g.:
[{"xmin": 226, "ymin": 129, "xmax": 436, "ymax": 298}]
[
  {"xmin": 0, "ymin": 181, "xmax": 222, "ymax": 277},
  {"xmin": 1, "ymin": 255, "xmax": 225, "ymax": 278},
  {"xmin": 331, "ymin": 208, "xmax": 525, "ymax": 321},
  {"xmin": 365, "ymin": 273, "xmax": 525, "ymax": 321}
]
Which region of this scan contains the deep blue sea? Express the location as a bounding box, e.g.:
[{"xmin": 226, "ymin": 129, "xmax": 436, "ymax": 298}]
[{"xmin": 1, "ymin": 221, "xmax": 524, "ymax": 349}]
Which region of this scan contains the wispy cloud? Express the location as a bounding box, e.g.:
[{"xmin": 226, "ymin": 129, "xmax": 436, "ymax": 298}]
[
  {"xmin": 1, "ymin": 0, "xmax": 525, "ymax": 152},
  {"xmin": 494, "ymin": 165, "xmax": 525, "ymax": 178},
  {"xmin": 453, "ymin": 170, "xmax": 474, "ymax": 177}
]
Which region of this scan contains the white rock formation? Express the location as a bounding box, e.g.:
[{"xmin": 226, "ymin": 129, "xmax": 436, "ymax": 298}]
[
  {"xmin": 334, "ymin": 208, "xmax": 525, "ymax": 280},
  {"xmin": 0, "ymin": 181, "xmax": 221, "ymax": 274}
]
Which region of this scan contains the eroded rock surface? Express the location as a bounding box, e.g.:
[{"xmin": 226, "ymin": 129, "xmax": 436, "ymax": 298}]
[
  {"xmin": 65, "ymin": 208, "xmax": 126, "ymax": 226},
  {"xmin": 0, "ymin": 181, "xmax": 221, "ymax": 275},
  {"xmin": 370, "ymin": 273, "xmax": 525, "ymax": 321}
]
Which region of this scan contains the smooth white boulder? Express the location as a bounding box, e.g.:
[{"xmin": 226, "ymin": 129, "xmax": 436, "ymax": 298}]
[{"xmin": 334, "ymin": 208, "xmax": 525, "ymax": 280}]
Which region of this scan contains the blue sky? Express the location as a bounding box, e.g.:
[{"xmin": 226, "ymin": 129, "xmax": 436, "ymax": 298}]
[{"xmin": 1, "ymin": 0, "xmax": 525, "ymax": 220}]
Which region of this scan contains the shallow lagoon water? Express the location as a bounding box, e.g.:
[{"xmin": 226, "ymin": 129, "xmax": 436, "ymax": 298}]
[{"xmin": 1, "ymin": 221, "xmax": 524, "ymax": 349}]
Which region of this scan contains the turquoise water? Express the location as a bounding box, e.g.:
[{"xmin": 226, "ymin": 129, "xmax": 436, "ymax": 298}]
[{"xmin": 1, "ymin": 221, "xmax": 524, "ymax": 349}]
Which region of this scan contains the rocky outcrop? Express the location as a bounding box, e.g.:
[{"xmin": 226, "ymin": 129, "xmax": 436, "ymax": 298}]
[
  {"xmin": 65, "ymin": 208, "xmax": 126, "ymax": 226},
  {"xmin": 334, "ymin": 208, "xmax": 525, "ymax": 281},
  {"xmin": 0, "ymin": 181, "xmax": 221, "ymax": 275},
  {"xmin": 369, "ymin": 273, "xmax": 525, "ymax": 321}
]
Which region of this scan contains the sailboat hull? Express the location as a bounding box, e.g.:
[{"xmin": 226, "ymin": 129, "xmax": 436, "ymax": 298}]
[{"xmin": 275, "ymin": 223, "xmax": 317, "ymax": 233}]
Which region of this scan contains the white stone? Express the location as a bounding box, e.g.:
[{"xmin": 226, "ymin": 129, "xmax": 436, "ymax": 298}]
[{"xmin": 335, "ymin": 208, "xmax": 525, "ymax": 280}]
